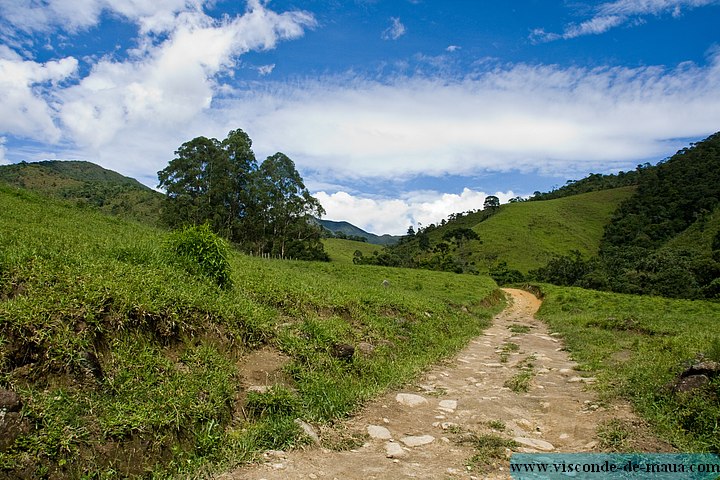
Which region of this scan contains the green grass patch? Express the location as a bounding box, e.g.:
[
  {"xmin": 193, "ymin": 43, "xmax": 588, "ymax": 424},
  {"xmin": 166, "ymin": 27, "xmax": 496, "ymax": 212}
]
[
  {"xmin": 0, "ymin": 184, "xmax": 504, "ymax": 478},
  {"xmin": 322, "ymin": 238, "xmax": 378, "ymax": 264},
  {"xmin": 534, "ymin": 284, "xmax": 720, "ymax": 452},
  {"xmin": 508, "ymin": 323, "xmax": 531, "ymax": 334},
  {"xmin": 456, "ymin": 432, "xmax": 517, "ymax": 470}
]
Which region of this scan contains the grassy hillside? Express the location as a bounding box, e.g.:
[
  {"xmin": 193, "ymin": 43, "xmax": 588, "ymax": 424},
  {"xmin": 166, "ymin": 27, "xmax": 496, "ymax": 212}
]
[
  {"xmin": 322, "ymin": 238, "xmax": 379, "ymax": 264},
  {"xmin": 0, "ymin": 184, "xmax": 502, "ymax": 478},
  {"xmin": 535, "ymin": 284, "xmax": 720, "ymax": 452},
  {"xmin": 0, "ymin": 160, "xmax": 163, "ymax": 226},
  {"xmin": 662, "ymin": 205, "xmax": 720, "ymax": 254},
  {"xmin": 472, "ymin": 187, "xmax": 635, "ymax": 272},
  {"xmin": 410, "ymin": 187, "xmax": 634, "ymax": 274}
]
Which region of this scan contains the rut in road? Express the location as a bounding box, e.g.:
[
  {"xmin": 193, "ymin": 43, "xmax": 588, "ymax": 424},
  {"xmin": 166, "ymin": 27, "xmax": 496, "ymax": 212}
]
[{"xmin": 217, "ymin": 288, "xmax": 648, "ymax": 480}]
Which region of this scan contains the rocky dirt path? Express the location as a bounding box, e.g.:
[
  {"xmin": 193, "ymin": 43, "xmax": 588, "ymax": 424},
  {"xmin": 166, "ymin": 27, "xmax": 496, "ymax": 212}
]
[{"xmin": 217, "ymin": 288, "xmax": 641, "ymax": 480}]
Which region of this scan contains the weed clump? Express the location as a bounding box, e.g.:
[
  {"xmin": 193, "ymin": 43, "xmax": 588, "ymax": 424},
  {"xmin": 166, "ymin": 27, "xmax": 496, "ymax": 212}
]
[{"xmin": 166, "ymin": 224, "xmax": 233, "ymax": 288}]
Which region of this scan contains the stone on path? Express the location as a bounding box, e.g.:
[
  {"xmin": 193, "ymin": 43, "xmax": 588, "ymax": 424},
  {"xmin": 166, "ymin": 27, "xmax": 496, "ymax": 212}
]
[
  {"xmin": 395, "ymin": 393, "xmax": 428, "ymax": 407},
  {"xmin": 400, "ymin": 435, "xmax": 435, "ymax": 447},
  {"xmin": 513, "ymin": 437, "xmax": 555, "ymax": 452},
  {"xmin": 438, "ymin": 399, "xmax": 457, "ymax": 412},
  {"xmin": 367, "ymin": 425, "xmax": 392, "ymax": 440},
  {"xmin": 294, "ymin": 419, "xmax": 320, "ymax": 444},
  {"xmin": 568, "ymin": 376, "xmax": 596, "ymax": 383},
  {"xmin": 385, "ymin": 442, "xmax": 407, "ymax": 458}
]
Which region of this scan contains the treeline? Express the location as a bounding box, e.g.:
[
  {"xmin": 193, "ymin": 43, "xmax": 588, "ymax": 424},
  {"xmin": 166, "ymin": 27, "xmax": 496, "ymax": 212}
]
[
  {"xmin": 527, "ymin": 169, "xmax": 640, "ymax": 201},
  {"xmin": 533, "ymin": 132, "xmax": 720, "ymax": 299},
  {"xmin": 353, "ymin": 196, "xmax": 501, "ymax": 273},
  {"xmin": 158, "ymin": 129, "xmax": 329, "ymax": 261}
]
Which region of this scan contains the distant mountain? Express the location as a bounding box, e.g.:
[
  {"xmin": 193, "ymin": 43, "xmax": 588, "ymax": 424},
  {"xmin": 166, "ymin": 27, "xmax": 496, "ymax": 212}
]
[
  {"xmin": 0, "ymin": 160, "xmax": 163, "ymax": 226},
  {"xmin": 318, "ymin": 219, "xmax": 401, "ymax": 245}
]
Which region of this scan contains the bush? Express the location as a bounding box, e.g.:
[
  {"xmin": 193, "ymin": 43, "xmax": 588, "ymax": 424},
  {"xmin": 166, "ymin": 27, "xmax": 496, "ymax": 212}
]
[{"xmin": 166, "ymin": 224, "xmax": 233, "ymax": 288}]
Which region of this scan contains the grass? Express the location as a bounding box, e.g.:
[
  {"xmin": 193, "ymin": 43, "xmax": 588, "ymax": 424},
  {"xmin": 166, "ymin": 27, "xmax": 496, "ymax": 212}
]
[
  {"xmin": 0, "ymin": 184, "xmax": 504, "ymax": 478},
  {"xmin": 533, "ymin": 283, "xmax": 720, "ymax": 452},
  {"xmin": 321, "ymin": 238, "xmax": 380, "ymax": 264},
  {"xmin": 469, "ymin": 187, "xmax": 635, "ymax": 273},
  {"xmin": 508, "ymin": 324, "xmax": 531, "ymax": 334},
  {"xmin": 504, "ymin": 355, "xmax": 536, "ymax": 393},
  {"xmin": 597, "ymin": 419, "xmax": 633, "ymax": 452},
  {"xmin": 455, "ymin": 431, "xmax": 517, "ymax": 470}
]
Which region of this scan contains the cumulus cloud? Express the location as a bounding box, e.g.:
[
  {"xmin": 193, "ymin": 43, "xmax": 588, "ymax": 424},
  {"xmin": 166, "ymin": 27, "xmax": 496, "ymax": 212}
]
[
  {"xmin": 0, "ymin": 46, "xmax": 77, "ymax": 142},
  {"xmin": 315, "ymin": 189, "xmax": 517, "ymax": 235},
  {"xmin": 446, "ymin": 45, "xmax": 461, "ymax": 52},
  {"xmin": 0, "ymin": 0, "xmax": 315, "ymax": 180},
  {"xmin": 381, "ymin": 17, "xmax": 406, "ymax": 40},
  {"xmin": 533, "ymin": 0, "xmax": 719, "ymax": 41},
  {"xmin": 0, "ymin": 0, "xmax": 205, "ymax": 38}
]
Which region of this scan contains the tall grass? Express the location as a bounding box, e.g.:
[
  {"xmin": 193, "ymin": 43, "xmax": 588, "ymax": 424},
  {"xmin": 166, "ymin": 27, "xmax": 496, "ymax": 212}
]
[{"xmin": 0, "ymin": 184, "xmax": 503, "ymax": 478}]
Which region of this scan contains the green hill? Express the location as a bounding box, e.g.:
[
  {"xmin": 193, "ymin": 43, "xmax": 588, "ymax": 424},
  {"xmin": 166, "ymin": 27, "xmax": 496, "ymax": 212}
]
[
  {"xmin": 530, "ymin": 133, "xmax": 720, "ymax": 299},
  {"xmin": 0, "ymin": 160, "xmax": 163, "ymax": 226},
  {"xmin": 322, "ymin": 237, "xmax": 380, "ymax": 263},
  {"xmin": 471, "ymin": 187, "xmax": 636, "ymax": 272},
  {"xmin": 378, "ymin": 187, "xmax": 636, "ymax": 274},
  {"xmin": 319, "ymin": 219, "xmax": 401, "ymax": 245},
  {"xmin": 0, "ymin": 183, "xmax": 501, "ymax": 478}
]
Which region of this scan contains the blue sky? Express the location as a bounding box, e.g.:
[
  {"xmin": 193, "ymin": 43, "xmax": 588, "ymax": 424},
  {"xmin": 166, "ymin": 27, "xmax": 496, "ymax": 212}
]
[{"xmin": 1, "ymin": 0, "xmax": 720, "ymax": 234}]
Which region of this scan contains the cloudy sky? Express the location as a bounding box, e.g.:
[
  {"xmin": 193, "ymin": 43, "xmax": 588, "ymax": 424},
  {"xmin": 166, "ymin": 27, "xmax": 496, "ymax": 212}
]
[{"xmin": 1, "ymin": 0, "xmax": 720, "ymax": 234}]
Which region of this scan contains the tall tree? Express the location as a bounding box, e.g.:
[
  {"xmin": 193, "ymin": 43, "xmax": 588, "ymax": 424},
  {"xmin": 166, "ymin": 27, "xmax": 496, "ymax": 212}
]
[
  {"xmin": 252, "ymin": 152, "xmax": 326, "ymax": 259},
  {"xmin": 483, "ymin": 195, "xmax": 500, "ymax": 210},
  {"xmin": 158, "ymin": 130, "xmax": 328, "ymax": 261},
  {"xmin": 158, "ymin": 136, "xmax": 230, "ymax": 233}
]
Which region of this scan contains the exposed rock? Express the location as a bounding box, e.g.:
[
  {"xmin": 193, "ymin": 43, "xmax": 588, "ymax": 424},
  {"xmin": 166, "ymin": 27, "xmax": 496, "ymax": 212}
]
[
  {"xmin": 400, "ymin": 435, "xmax": 435, "ymax": 447},
  {"xmin": 437, "ymin": 399, "xmax": 457, "ymax": 412},
  {"xmin": 669, "ymin": 360, "xmax": 720, "ymax": 393},
  {"xmin": 331, "ymin": 343, "xmax": 355, "ymax": 362},
  {"xmin": 513, "ymin": 437, "xmax": 555, "ymax": 452},
  {"xmin": 367, "ymin": 425, "xmax": 392, "ymax": 440},
  {"xmin": 567, "ymin": 376, "xmax": 596, "ymax": 383},
  {"xmin": 395, "ymin": 393, "xmax": 428, "ymax": 407},
  {"xmin": 247, "ymin": 385, "xmax": 270, "ymax": 394},
  {"xmin": 0, "ymin": 389, "xmax": 21, "ymax": 412},
  {"xmin": 385, "ymin": 442, "xmax": 407, "ymax": 458},
  {"xmin": 294, "ymin": 419, "xmax": 320, "ymax": 445},
  {"xmin": 355, "ymin": 342, "xmax": 375, "ymax": 357},
  {"xmin": 0, "ymin": 412, "xmax": 30, "ymax": 452},
  {"xmin": 672, "ymin": 374, "xmax": 709, "ymax": 393},
  {"xmin": 682, "ymin": 361, "xmax": 720, "ymax": 377}
]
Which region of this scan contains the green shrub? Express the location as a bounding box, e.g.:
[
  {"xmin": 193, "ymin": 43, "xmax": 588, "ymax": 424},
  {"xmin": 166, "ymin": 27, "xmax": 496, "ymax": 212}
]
[{"xmin": 166, "ymin": 224, "xmax": 233, "ymax": 288}]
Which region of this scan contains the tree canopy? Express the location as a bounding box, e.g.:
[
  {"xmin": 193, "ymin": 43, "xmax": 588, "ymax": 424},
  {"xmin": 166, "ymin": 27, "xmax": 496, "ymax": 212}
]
[{"xmin": 158, "ymin": 129, "xmax": 328, "ymax": 261}]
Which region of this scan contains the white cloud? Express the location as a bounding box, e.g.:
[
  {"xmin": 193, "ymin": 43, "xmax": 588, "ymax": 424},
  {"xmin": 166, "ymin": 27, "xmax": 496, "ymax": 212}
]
[
  {"xmin": 0, "ymin": 46, "xmax": 77, "ymax": 142},
  {"xmin": 42, "ymin": 1, "xmax": 315, "ymax": 179},
  {"xmin": 315, "ymin": 189, "xmax": 517, "ymax": 235},
  {"xmin": 0, "ymin": 137, "xmax": 8, "ymax": 165},
  {"xmin": 446, "ymin": 45, "xmax": 461, "ymax": 52},
  {"xmin": 0, "ymin": 0, "xmax": 204, "ymax": 37},
  {"xmin": 257, "ymin": 64, "xmax": 275, "ymax": 75},
  {"xmin": 534, "ymin": 0, "xmax": 719, "ymax": 40},
  {"xmin": 381, "ymin": 17, "xmax": 406, "ymax": 40},
  {"xmin": 220, "ymin": 53, "xmax": 720, "ymax": 182}
]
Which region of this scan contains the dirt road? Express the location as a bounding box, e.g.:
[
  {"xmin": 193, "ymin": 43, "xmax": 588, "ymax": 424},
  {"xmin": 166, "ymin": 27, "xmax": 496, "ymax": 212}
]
[{"xmin": 217, "ymin": 288, "xmax": 644, "ymax": 479}]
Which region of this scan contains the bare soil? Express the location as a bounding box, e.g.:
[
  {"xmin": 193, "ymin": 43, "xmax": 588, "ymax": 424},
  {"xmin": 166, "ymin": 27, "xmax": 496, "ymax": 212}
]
[{"xmin": 217, "ymin": 288, "xmax": 668, "ymax": 480}]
